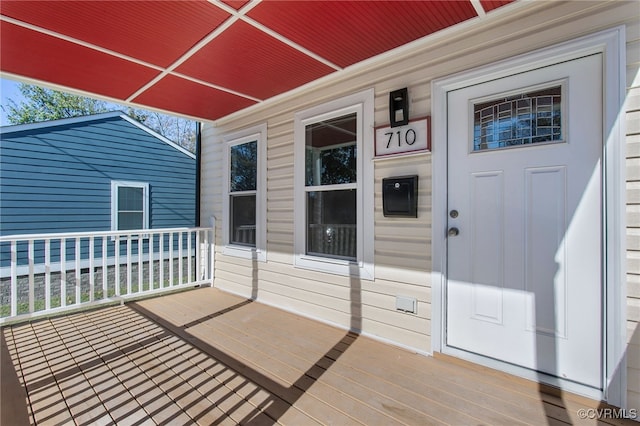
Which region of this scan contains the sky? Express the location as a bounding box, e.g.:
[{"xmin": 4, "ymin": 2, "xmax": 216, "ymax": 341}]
[{"xmin": 0, "ymin": 78, "xmax": 23, "ymax": 126}]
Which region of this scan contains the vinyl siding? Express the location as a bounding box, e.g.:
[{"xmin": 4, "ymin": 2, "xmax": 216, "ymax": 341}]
[
  {"xmin": 1, "ymin": 115, "xmax": 196, "ymax": 235},
  {"xmin": 626, "ymin": 13, "xmax": 640, "ymax": 410},
  {"xmin": 201, "ymin": 0, "xmax": 639, "ymax": 406}
]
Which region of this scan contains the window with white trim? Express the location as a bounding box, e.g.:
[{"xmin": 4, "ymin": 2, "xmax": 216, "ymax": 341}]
[
  {"xmin": 230, "ymin": 141, "xmax": 257, "ymax": 246},
  {"xmin": 294, "ymin": 89, "xmax": 375, "ymax": 279},
  {"xmin": 111, "ymin": 181, "xmax": 149, "ymax": 231},
  {"xmin": 222, "ymin": 124, "xmax": 267, "ymax": 261}
]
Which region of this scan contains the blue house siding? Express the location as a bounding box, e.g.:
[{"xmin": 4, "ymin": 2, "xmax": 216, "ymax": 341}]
[{"xmin": 0, "ymin": 112, "xmax": 196, "ymax": 236}]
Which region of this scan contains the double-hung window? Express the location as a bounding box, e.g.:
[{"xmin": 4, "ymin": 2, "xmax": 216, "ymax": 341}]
[
  {"xmin": 111, "ymin": 181, "xmax": 149, "ymax": 231},
  {"xmin": 305, "ymin": 113, "xmax": 357, "ymax": 260},
  {"xmin": 222, "ymin": 124, "xmax": 266, "ymax": 261},
  {"xmin": 294, "ymin": 89, "xmax": 374, "ymax": 279},
  {"xmin": 230, "ymin": 141, "xmax": 257, "ymax": 246}
]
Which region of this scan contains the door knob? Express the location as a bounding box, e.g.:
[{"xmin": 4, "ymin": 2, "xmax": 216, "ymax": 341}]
[{"xmin": 448, "ymin": 227, "xmax": 459, "ymax": 237}]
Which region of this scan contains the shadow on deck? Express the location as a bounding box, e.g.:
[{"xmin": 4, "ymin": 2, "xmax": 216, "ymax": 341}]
[{"xmin": 1, "ymin": 287, "xmax": 634, "ymax": 425}]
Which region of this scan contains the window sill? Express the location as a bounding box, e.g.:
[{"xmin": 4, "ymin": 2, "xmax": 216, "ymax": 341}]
[
  {"xmin": 294, "ymin": 254, "xmax": 374, "ymax": 280},
  {"xmin": 222, "ymin": 244, "xmax": 266, "ymax": 262}
]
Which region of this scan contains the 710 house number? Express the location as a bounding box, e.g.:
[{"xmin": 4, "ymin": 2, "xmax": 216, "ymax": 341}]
[
  {"xmin": 375, "ymin": 117, "xmax": 430, "ymax": 158},
  {"xmin": 385, "ymin": 128, "xmax": 417, "ymax": 149}
]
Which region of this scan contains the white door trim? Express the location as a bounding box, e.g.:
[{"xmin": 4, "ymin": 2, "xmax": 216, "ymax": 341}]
[{"xmin": 431, "ymin": 27, "xmax": 626, "ymax": 406}]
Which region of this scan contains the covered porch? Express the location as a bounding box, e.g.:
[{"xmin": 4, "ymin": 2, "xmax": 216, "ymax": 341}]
[
  {"xmin": 2, "ymin": 0, "xmax": 639, "ymax": 420},
  {"xmin": 1, "ymin": 287, "xmax": 630, "ymax": 425}
]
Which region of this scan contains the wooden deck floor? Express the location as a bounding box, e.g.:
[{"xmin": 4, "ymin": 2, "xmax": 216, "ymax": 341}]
[{"xmin": 1, "ymin": 287, "xmax": 635, "ymax": 426}]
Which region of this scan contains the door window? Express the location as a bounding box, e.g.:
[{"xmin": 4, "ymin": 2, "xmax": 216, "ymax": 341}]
[{"xmin": 473, "ymin": 84, "xmax": 563, "ymax": 151}]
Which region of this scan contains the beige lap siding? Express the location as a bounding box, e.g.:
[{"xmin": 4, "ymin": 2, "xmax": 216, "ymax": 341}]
[{"xmin": 201, "ymin": 0, "xmax": 640, "ymax": 408}]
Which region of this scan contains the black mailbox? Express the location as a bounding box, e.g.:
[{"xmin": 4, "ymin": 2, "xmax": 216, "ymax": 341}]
[{"xmin": 382, "ymin": 175, "xmax": 418, "ymax": 217}]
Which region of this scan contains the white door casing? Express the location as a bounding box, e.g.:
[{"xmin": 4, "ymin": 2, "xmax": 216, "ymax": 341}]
[
  {"xmin": 431, "ymin": 28, "xmax": 626, "ymax": 404},
  {"xmin": 446, "ymin": 54, "xmax": 602, "ymax": 388}
]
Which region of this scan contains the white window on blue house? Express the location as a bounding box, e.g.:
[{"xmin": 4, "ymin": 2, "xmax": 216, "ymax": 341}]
[
  {"xmin": 111, "ymin": 181, "xmax": 149, "ymax": 231},
  {"xmin": 294, "ymin": 89, "xmax": 375, "ymax": 279},
  {"xmin": 222, "ymin": 123, "xmax": 267, "ymax": 261}
]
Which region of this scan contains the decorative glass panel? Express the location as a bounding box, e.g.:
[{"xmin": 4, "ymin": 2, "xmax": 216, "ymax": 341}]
[
  {"xmin": 305, "ymin": 113, "xmax": 357, "ymax": 186},
  {"xmin": 230, "ymin": 141, "xmax": 257, "ymax": 192},
  {"xmin": 230, "ymin": 194, "xmax": 256, "ymax": 246},
  {"xmin": 306, "ymin": 189, "xmax": 356, "ymax": 260},
  {"xmin": 473, "ymin": 86, "xmax": 562, "ymax": 151}
]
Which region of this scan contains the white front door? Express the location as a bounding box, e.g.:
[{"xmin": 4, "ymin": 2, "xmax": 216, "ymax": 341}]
[{"xmin": 446, "ymin": 54, "xmax": 603, "ymax": 388}]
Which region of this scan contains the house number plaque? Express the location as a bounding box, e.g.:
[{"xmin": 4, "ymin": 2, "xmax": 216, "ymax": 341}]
[{"xmin": 375, "ymin": 117, "xmax": 430, "ymax": 158}]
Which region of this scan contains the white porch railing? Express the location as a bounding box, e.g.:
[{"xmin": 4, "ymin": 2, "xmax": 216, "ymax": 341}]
[{"xmin": 0, "ymin": 226, "xmax": 215, "ymax": 324}]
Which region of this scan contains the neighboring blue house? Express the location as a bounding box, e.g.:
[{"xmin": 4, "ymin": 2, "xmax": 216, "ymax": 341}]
[{"xmin": 0, "ymin": 111, "xmax": 196, "ymax": 236}]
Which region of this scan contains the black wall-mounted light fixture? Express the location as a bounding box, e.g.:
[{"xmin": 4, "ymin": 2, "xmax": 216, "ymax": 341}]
[{"xmin": 389, "ymin": 87, "xmax": 409, "ymax": 127}]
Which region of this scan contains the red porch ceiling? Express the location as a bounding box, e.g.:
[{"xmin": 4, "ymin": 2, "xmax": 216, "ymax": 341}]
[
  {"xmin": 0, "ymin": 0, "xmax": 513, "ymax": 122},
  {"xmin": 175, "ymin": 20, "xmax": 336, "ymax": 100},
  {"xmin": 245, "ymin": 1, "xmax": 478, "ymax": 68}
]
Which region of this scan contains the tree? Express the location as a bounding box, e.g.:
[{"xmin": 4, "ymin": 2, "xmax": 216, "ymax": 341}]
[
  {"xmin": 4, "ymin": 83, "xmax": 197, "ymax": 152},
  {"xmin": 133, "ymin": 109, "xmax": 197, "ymax": 153},
  {"xmin": 5, "ymin": 84, "xmax": 110, "ymax": 123}
]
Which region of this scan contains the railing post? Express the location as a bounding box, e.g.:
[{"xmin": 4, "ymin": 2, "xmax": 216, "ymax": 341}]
[
  {"xmin": 75, "ymin": 237, "xmax": 81, "ymax": 305},
  {"xmin": 114, "ymin": 235, "xmax": 120, "ymax": 297},
  {"xmin": 102, "ymin": 237, "xmax": 107, "ymax": 299},
  {"xmin": 137, "ymin": 235, "xmax": 143, "ymax": 293},
  {"xmin": 28, "ymin": 240, "xmax": 34, "ymax": 313},
  {"xmin": 10, "ymin": 241, "xmax": 17, "ymax": 317},
  {"xmin": 159, "ymin": 233, "xmax": 164, "ymax": 289},
  {"xmin": 60, "ymin": 239, "xmax": 66, "ymax": 308},
  {"xmin": 168, "ymin": 233, "xmax": 174, "ymax": 287},
  {"xmin": 196, "ymin": 230, "xmax": 202, "ymax": 281},
  {"xmin": 148, "ymin": 233, "xmax": 154, "ymax": 291},
  {"xmin": 210, "ymin": 216, "xmax": 216, "ymax": 285},
  {"xmin": 89, "ymin": 236, "xmax": 95, "ymax": 302},
  {"xmin": 178, "ymin": 231, "xmax": 184, "ymax": 286},
  {"xmin": 187, "ymin": 231, "xmax": 193, "ymax": 283},
  {"xmin": 126, "ymin": 236, "xmax": 132, "ymax": 295},
  {"xmin": 45, "ymin": 239, "xmax": 51, "ymax": 310}
]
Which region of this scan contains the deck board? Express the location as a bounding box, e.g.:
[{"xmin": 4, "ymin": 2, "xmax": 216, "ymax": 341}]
[{"xmin": 1, "ymin": 287, "xmax": 637, "ymax": 425}]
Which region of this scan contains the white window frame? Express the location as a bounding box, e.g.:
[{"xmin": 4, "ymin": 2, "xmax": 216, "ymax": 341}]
[
  {"xmin": 221, "ymin": 123, "xmax": 267, "ymax": 262},
  {"xmin": 294, "ymin": 89, "xmax": 375, "ymax": 279},
  {"xmin": 110, "ymin": 180, "xmax": 149, "ymax": 231}
]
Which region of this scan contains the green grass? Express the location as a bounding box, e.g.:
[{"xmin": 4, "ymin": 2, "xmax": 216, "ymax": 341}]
[{"xmin": 1, "ymin": 278, "xmax": 191, "ymax": 318}]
